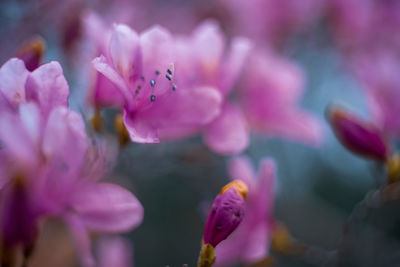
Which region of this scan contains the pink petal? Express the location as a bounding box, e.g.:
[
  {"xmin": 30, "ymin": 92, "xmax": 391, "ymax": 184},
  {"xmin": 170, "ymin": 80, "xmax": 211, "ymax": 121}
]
[
  {"xmin": 192, "ymin": 20, "xmax": 224, "ymax": 71},
  {"xmin": 218, "ymin": 37, "xmax": 252, "ymax": 96},
  {"xmin": 139, "ymin": 26, "xmax": 175, "ymax": 96},
  {"xmin": 42, "ymin": 108, "xmax": 88, "ymax": 203},
  {"xmin": 97, "ymin": 236, "xmax": 133, "ymax": 267},
  {"xmin": 227, "ymin": 156, "xmax": 256, "ymax": 189},
  {"xmin": 92, "ymin": 56, "xmax": 133, "ymax": 106},
  {"xmin": 91, "ymin": 71, "xmax": 125, "ymax": 108},
  {"xmin": 241, "ymin": 51, "xmax": 322, "ymax": 146},
  {"xmin": 64, "ymin": 214, "xmax": 95, "ymax": 267},
  {"xmin": 204, "ymin": 103, "xmax": 249, "ymax": 155},
  {"xmin": 0, "ymin": 58, "xmax": 29, "ymax": 109},
  {"xmin": 0, "ymin": 104, "xmax": 40, "ymax": 169},
  {"xmin": 25, "ymin": 61, "xmax": 69, "ymax": 116},
  {"xmin": 71, "ymin": 182, "xmax": 144, "ymax": 233},
  {"xmin": 240, "ymin": 222, "xmax": 270, "ymax": 263},
  {"xmin": 110, "ymin": 24, "xmax": 141, "ymax": 81},
  {"xmin": 124, "ymin": 86, "xmax": 222, "ymax": 143}
]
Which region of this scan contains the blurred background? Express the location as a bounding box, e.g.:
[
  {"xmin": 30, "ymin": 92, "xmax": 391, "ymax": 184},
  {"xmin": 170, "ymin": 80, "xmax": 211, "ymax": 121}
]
[{"xmin": 1, "ymin": 0, "xmax": 399, "ymax": 266}]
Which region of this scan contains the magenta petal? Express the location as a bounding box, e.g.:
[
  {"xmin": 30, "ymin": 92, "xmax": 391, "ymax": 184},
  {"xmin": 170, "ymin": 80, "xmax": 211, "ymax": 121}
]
[
  {"xmin": 42, "ymin": 107, "xmax": 88, "ymax": 204},
  {"xmin": 140, "ymin": 26, "xmax": 174, "ymax": 79},
  {"xmin": 91, "ymin": 71, "xmax": 125, "ymax": 108},
  {"xmin": 204, "ymin": 103, "xmax": 249, "ymax": 155},
  {"xmin": 64, "ymin": 214, "xmax": 95, "ymax": 267},
  {"xmin": 219, "ymin": 37, "xmax": 252, "ymax": 96},
  {"xmin": 0, "ymin": 58, "xmax": 29, "ymax": 109},
  {"xmin": 123, "ymin": 110, "xmax": 160, "ymax": 143},
  {"xmin": 25, "ymin": 61, "xmax": 69, "ymax": 116},
  {"xmin": 329, "ymin": 107, "xmax": 388, "ymax": 161},
  {"xmin": 92, "ymin": 56, "xmax": 133, "ymax": 106},
  {"xmin": 71, "ymin": 182, "xmax": 144, "ymax": 233},
  {"xmin": 192, "ymin": 20, "xmax": 224, "ymax": 69},
  {"xmin": 124, "ymin": 86, "xmax": 222, "ymax": 143},
  {"xmin": 110, "ymin": 24, "xmax": 141, "ymax": 81}
]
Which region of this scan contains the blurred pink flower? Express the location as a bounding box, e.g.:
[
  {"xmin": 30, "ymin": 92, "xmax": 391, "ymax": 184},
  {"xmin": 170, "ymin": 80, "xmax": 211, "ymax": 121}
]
[
  {"xmin": 97, "ymin": 236, "xmax": 134, "ymax": 267},
  {"xmin": 214, "ymin": 156, "xmax": 276, "ymax": 266},
  {"xmin": 0, "ymin": 58, "xmax": 143, "ymax": 266},
  {"xmin": 217, "ymin": 0, "xmax": 325, "ymax": 46},
  {"xmin": 175, "ymin": 21, "xmax": 322, "ymax": 155},
  {"xmin": 90, "ymin": 22, "xmax": 222, "ymax": 143}
]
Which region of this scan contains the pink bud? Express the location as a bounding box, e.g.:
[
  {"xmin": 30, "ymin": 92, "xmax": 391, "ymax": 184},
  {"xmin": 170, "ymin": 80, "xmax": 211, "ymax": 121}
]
[
  {"xmin": 15, "ymin": 37, "xmax": 45, "ymax": 72},
  {"xmin": 203, "ymin": 180, "xmax": 247, "ymax": 247},
  {"xmin": 328, "ymin": 107, "xmax": 388, "ymax": 161}
]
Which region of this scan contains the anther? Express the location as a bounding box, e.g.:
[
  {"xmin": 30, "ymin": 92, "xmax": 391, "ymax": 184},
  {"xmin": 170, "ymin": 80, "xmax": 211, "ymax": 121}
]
[
  {"xmin": 172, "ymin": 84, "xmax": 177, "ymax": 91},
  {"xmin": 155, "ymin": 70, "xmax": 160, "ymax": 75},
  {"xmin": 141, "ymin": 76, "xmax": 145, "ymax": 81},
  {"xmin": 166, "ymin": 74, "xmax": 172, "ymax": 81},
  {"xmin": 150, "ymin": 79, "xmax": 156, "ymax": 87},
  {"xmin": 150, "ymin": 95, "xmax": 156, "ymax": 102},
  {"xmin": 167, "ymin": 68, "xmax": 172, "ymax": 75}
]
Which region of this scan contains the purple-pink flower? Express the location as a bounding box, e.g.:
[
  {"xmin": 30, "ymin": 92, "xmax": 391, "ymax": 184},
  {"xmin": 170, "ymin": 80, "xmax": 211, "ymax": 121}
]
[
  {"xmin": 214, "ymin": 156, "xmax": 276, "ymax": 266},
  {"xmin": 175, "ymin": 21, "xmax": 322, "ymax": 155},
  {"xmin": 88, "ymin": 20, "xmax": 222, "ymax": 143},
  {"xmin": 0, "ymin": 58, "xmax": 143, "ymax": 267}
]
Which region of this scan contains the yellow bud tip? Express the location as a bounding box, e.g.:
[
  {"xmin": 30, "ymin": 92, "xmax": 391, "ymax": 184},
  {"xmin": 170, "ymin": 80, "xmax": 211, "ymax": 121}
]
[
  {"xmin": 220, "ymin": 180, "xmax": 248, "ymax": 199},
  {"xmin": 114, "ymin": 113, "xmax": 130, "ymax": 147},
  {"xmin": 386, "ymin": 154, "xmax": 400, "ymax": 184},
  {"xmin": 90, "ymin": 109, "xmax": 104, "ymax": 133}
]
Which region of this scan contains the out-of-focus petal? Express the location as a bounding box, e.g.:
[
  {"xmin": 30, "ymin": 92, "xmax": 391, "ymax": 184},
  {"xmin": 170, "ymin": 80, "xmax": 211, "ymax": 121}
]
[
  {"xmin": 97, "ymin": 236, "xmax": 133, "ymax": 267},
  {"xmin": 64, "ymin": 214, "xmax": 95, "ymax": 267},
  {"xmin": 25, "ymin": 61, "xmax": 69, "ymax": 116},
  {"xmin": 42, "ymin": 107, "xmax": 88, "ymax": 204},
  {"xmin": 71, "ymin": 182, "xmax": 144, "ymax": 233},
  {"xmin": 0, "ymin": 58, "xmax": 29, "ymax": 109},
  {"xmin": 204, "ymin": 103, "xmax": 249, "ymax": 155},
  {"xmin": 110, "ymin": 24, "xmax": 141, "ymax": 81},
  {"xmin": 192, "ymin": 20, "xmax": 224, "ymax": 72},
  {"xmin": 241, "ymin": 51, "xmax": 322, "ymax": 146},
  {"xmin": 228, "ymin": 156, "xmax": 256, "ymax": 189},
  {"xmin": 219, "ymin": 37, "xmax": 252, "ymax": 95}
]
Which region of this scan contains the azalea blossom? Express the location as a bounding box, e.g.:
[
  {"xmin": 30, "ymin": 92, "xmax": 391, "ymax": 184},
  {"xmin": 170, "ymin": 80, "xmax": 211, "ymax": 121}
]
[
  {"xmin": 89, "ymin": 20, "xmax": 222, "ymax": 143},
  {"xmin": 175, "ymin": 21, "xmax": 322, "ymax": 155},
  {"xmin": 214, "ymin": 156, "xmax": 276, "ymax": 266},
  {"xmin": 0, "ymin": 58, "xmax": 143, "ymax": 267}
]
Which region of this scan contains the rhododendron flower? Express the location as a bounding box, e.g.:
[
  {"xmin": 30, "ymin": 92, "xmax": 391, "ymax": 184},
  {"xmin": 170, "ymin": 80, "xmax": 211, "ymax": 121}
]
[
  {"xmin": 0, "ymin": 58, "xmax": 143, "ymax": 267},
  {"xmin": 90, "ymin": 21, "xmax": 222, "ymax": 143},
  {"xmin": 214, "ymin": 156, "xmax": 276, "ymax": 266},
  {"xmin": 175, "ymin": 21, "xmax": 322, "ymax": 155}
]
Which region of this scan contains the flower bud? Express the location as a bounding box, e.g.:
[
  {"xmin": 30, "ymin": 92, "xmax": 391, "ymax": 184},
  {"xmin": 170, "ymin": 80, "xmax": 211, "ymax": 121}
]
[
  {"xmin": 203, "ymin": 180, "xmax": 247, "ymax": 247},
  {"xmin": 328, "ymin": 107, "xmax": 388, "ymax": 161},
  {"xmin": 15, "ymin": 37, "xmax": 45, "ymax": 71},
  {"xmin": 198, "ymin": 180, "xmax": 248, "ymax": 267}
]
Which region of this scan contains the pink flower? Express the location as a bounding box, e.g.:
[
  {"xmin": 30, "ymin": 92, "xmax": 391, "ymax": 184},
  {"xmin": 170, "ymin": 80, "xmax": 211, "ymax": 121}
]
[
  {"xmin": 0, "ymin": 58, "xmax": 143, "ymax": 267},
  {"xmin": 214, "ymin": 156, "xmax": 276, "ymax": 266},
  {"xmin": 177, "ymin": 21, "xmax": 322, "ymax": 154},
  {"xmin": 90, "ymin": 22, "xmax": 222, "ymax": 143}
]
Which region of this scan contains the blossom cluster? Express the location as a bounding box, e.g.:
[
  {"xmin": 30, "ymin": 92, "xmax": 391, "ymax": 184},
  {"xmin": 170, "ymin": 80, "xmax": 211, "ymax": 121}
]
[{"xmin": 1, "ymin": 0, "xmax": 400, "ymax": 266}]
